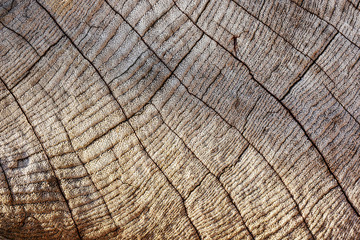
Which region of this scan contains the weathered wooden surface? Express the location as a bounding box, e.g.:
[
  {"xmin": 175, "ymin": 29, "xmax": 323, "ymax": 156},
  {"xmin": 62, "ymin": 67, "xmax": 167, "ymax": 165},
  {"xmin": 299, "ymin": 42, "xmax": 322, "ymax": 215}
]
[{"xmin": 0, "ymin": 0, "xmax": 359, "ymax": 239}]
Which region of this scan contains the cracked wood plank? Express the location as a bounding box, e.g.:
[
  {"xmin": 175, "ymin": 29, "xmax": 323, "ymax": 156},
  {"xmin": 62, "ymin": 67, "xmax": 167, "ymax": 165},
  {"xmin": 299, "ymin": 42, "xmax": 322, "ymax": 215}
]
[{"xmin": 1, "ymin": 0, "xmax": 359, "ymax": 239}]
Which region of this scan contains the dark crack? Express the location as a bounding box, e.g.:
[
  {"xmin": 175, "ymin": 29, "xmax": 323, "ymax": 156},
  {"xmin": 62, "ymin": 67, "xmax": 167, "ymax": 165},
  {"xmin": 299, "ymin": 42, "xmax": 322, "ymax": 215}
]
[
  {"xmin": 105, "ymin": 0, "xmax": 333, "ymax": 236},
  {"xmin": 9, "ymin": 36, "xmax": 65, "ymax": 91},
  {"xmin": 151, "ymin": 103, "xmax": 255, "ymax": 240},
  {"xmin": 281, "ymin": 33, "xmax": 338, "ymax": 101},
  {"xmin": 36, "ymin": 83, "xmax": 120, "ymax": 234},
  {"xmin": 323, "ymin": 83, "xmax": 360, "ymax": 127},
  {"xmin": 171, "ymin": 1, "xmax": 359, "ymax": 218},
  {"xmin": 0, "ymin": 158, "xmax": 14, "ymax": 203},
  {"xmin": 174, "ymin": 79, "xmax": 316, "ymax": 239},
  {"xmin": 0, "ymin": 22, "xmax": 39, "ymax": 55},
  {"xmin": 0, "ymin": 77, "xmax": 82, "ymax": 240},
  {"xmin": 36, "ymin": 1, "xmax": 202, "ymax": 237},
  {"xmin": 218, "ymin": 144, "xmax": 250, "ymax": 178},
  {"xmin": 26, "ymin": 2, "xmax": 359, "ymax": 240},
  {"xmin": 0, "ymin": 0, "xmax": 16, "ymax": 18},
  {"xmin": 289, "ymin": 0, "xmax": 360, "ymax": 49}
]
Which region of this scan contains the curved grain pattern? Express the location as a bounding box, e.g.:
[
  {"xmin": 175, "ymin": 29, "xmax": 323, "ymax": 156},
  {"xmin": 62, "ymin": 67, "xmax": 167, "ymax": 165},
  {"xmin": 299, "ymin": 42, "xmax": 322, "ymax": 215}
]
[{"xmin": 0, "ymin": 0, "xmax": 359, "ymax": 239}]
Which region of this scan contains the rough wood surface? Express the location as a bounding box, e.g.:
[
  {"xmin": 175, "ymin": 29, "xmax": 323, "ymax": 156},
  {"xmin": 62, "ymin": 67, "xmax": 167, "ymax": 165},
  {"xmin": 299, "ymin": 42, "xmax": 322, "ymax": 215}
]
[{"xmin": 0, "ymin": 0, "xmax": 359, "ymax": 239}]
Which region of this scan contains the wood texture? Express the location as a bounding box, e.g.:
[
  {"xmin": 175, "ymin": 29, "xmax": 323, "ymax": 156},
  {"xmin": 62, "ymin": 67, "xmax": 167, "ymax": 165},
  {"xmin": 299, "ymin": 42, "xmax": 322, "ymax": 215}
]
[{"xmin": 0, "ymin": 0, "xmax": 359, "ymax": 239}]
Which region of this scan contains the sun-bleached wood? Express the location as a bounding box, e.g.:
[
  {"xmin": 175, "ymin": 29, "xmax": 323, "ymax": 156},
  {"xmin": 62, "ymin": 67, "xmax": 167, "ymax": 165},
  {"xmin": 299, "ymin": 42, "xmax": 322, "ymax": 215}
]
[{"xmin": 0, "ymin": 0, "xmax": 359, "ymax": 239}]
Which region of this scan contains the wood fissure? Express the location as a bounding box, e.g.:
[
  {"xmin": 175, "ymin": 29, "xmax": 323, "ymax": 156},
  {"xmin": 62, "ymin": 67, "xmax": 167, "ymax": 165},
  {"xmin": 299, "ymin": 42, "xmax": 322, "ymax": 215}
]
[
  {"xmin": 0, "ymin": 77, "xmax": 83, "ymax": 240},
  {"xmin": 171, "ymin": 2, "xmax": 359, "ymax": 216},
  {"xmin": 36, "ymin": 1, "xmax": 203, "ymax": 238},
  {"xmin": 151, "ymin": 103, "xmax": 255, "ymax": 239},
  {"xmin": 280, "ymin": 33, "xmax": 338, "ymax": 101},
  {"xmin": 0, "ymin": 22, "xmax": 39, "ymax": 56},
  {"xmin": 1, "ymin": 0, "xmax": 359, "ymax": 238},
  {"xmin": 174, "ymin": 79, "xmax": 317, "ymax": 239},
  {"xmin": 35, "ymin": 82, "xmax": 120, "ymax": 235},
  {"xmin": 0, "ymin": 158, "xmax": 14, "ymax": 204},
  {"xmin": 289, "ymin": 0, "xmax": 360, "ymax": 49}
]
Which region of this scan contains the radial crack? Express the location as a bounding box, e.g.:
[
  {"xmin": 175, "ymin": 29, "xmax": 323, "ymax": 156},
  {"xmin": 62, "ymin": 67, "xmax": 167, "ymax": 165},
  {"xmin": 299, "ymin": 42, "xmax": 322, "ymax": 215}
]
[
  {"xmin": 281, "ymin": 33, "xmax": 338, "ymax": 101},
  {"xmin": 36, "ymin": 83, "xmax": 120, "ymax": 234},
  {"xmin": 104, "ymin": 0, "xmax": 323, "ymax": 235},
  {"xmin": 151, "ymin": 103, "xmax": 255, "ymax": 240},
  {"xmin": 323, "ymin": 83, "xmax": 360, "ymax": 126},
  {"xmin": 218, "ymin": 144, "xmax": 250, "ymax": 178},
  {"xmin": 228, "ymin": 0, "xmax": 334, "ymax": 60},
  {"xmin": 171, "ymin": 1, "xmax": 359, "ymax": 218},
  {"xmin": 0, "ymin": 22, "xmax": 39, "ymax": 55},
  {"xmin": 9, "ymin": 36, "xmax": 65, "ymax": 91},
  {"xmin": 33, "ymin": 2, "xmax": 359, "ymax": 240},
  {"xmin": 173, "ymin": 80, "xmax": 316, "ymax": 239},
  {"xmin": 0, "ymin": 77, "xmax": 82, "ymax": 240},
  {"xmin": 0, "ymin": 159, "xmax": 14, "ymax": 203},
  {"xmin": 35, "ymin": 1, "xmax": 203, "ymax": 237},
  {"xmin": 289, "ymin": 0, "xmax": 360, "ymax": 49},
  {"xmin": 129, "ymin": 120, "xmax": 202, "ymax": 240}
]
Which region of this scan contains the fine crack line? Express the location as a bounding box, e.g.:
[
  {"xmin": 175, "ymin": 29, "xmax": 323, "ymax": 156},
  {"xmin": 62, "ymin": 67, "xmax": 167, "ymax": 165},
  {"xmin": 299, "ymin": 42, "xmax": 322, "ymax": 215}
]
[
  {"xmin": 127, "ymin": 30, "xmax": 204, "ymax": 119},
  {"xmin": 36, "ymin": 1, "xmax": 202, "ymax": 238},
  {"xmin": 0, "ymin": 22, "xmax": 39, "ymax": 56},
  {"xmin": 168, "ymin": 3, "xmax": 317, "ymax": 237},
  {"xmin": 280, "ymin": 32, "xmax": 338, "ymax": 101},
  {"xmin": 140, "ymin": 4, "xmax": 171, "ymax": 38},
  {"xmin": 186, "ymin": 172, "xmax": 211, "ymax": 201},
  {"xmin": 103, "ymin": 0, "xmax": 205, "ymax": 120},
  {"xmin": 174, "ymin": 79, "xmax": 316, "ymax": 240},
  {"xmin": 195, "ymin": 0, "xmax": 211, "ymax": 23},
  {"xmin": 171, "ymin": 0, "xmax": 359, "ymax": 218},
  {"xmin": 0, "ymin": 158, "xmax": 14, "ymax": 203},
  {"xmin": 285, "ymin": 102, "xmax": 360, "ymax": 216},
  {"xmin": 218, "ymin": 144, "xmax": 250, "ymax": 179},
  {"xmin": 9, "ymin": 35, "xmax": 65, "ymax": 91},
  {"xmin": 228, "ymin": 0, "xmax": 334, "ymax": 60},
  {"xmin": 198, "ymin": 0, "xmax": 345, "ymax": 107},
  {"xmin": 123, "ymin": 9, "xmax": 318, "ymax": 232},
  {"xmin": 128, "ymin": 118, "xmax": 202, "ymax": 240},
  {"xmin": 200, "ymin": 65, "xmax": 223, "ymax": 99},
  {"xmin": 289, "ymin": 0, "xmax": 360, "ymax": 50},
  {"xmin": 151, "ymin": 103, "xmax": 255, "ymax": 240},
  {"xmin": 305, "ymin": 185, "xmax": 339, "ymax": 220},
  {"xmin": 38, "ymin": 102, "xmax": 154, "ymax": 161},
  {"xmin": 323, "ymin": 83, "xmax": 360, "ymax": 127},
  {"xmin": 107, "ymin": 0, "xmax": 317, "ymax": 236},
  {"xmin": 109, "ymin": 50, "xmax": 148, "ymax": 85},
  {"xmin": 0, "ymin": 77, "xmax": 82, "ymax": 240},
  {"xmin": 199, "ymin": 0, "xmax": 341, "ymax": 93},
  {"xmin": 36, "ymin": 83, "xmax": 120, "ymax": 234},
  {"xmin": 38, "ymin": 1, "xmax": 357, "ymax": 239}
]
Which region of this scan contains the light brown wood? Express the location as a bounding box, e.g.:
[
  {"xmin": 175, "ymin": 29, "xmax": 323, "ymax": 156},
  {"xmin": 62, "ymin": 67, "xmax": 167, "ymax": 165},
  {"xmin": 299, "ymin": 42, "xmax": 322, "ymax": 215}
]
[{"xmin": 0, "ymin": 0, "xmax": 359, "ymax": 239}]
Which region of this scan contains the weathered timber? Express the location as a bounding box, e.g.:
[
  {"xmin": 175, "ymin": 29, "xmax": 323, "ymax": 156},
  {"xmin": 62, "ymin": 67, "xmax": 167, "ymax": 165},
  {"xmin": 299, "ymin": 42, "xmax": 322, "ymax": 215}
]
[{"xmin": 0, "ymin": 0, "xmax": 359, "ymax": 239}]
